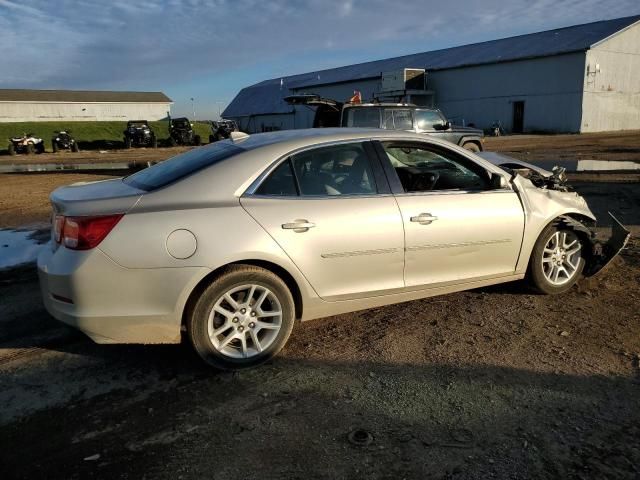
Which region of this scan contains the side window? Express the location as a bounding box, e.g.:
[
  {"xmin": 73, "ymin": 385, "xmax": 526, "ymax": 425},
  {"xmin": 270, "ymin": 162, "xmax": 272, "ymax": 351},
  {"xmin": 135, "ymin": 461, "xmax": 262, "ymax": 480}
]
[
  {"xmin": 382, "ymin": 109, "xmax": 413, "ymax": 130},
  {"xmin": 415, "ymin": 110, "xmax": 445, "ymax": 131},
  {"xmin": 255, "ymin": 159, "xmax": 298, "ymax": 196},
  {"xmin": 382, "ymin": 143, "xmax": 490, "ymax": 192},
  {"xmin": 291, "ymin": 143, "xmax": 377, "ymax": 196}
]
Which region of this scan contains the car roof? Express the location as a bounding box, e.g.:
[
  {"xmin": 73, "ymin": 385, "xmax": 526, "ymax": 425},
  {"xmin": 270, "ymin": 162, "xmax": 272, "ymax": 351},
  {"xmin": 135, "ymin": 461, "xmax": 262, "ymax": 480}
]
[{"xmin": 223, "ymin": 127, "xmax": 422, "ymax": 151}]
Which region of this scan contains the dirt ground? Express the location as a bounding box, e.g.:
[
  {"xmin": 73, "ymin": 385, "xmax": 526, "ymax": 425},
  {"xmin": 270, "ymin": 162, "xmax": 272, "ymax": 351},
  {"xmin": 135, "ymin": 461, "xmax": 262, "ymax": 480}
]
[
  {"xmin": 0, "ymin": 146, "xmax": 193, "ymax": 166},
  {"xmin": 1, "ymin": 132, "xmax": 639, "ymax": 479},
  {"xmin": 485, "ymin": 130, "xmax": 640, "ymax": 163}
]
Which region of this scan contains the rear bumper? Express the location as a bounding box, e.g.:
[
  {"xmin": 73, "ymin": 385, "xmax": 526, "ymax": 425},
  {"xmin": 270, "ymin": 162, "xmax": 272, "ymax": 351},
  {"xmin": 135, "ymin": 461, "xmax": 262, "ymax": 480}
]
[{"xmin": 37, "ymin": 244, "xmax": 209, "ymax": 344}]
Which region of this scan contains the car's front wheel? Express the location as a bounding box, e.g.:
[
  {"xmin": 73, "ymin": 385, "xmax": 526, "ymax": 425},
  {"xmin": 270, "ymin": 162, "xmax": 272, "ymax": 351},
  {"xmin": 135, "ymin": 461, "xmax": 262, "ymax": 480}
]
[
  {"xmin": 529, "ymin": 224, "xmax": 585, "ymax": 294},
  {"xmin": 187, "ymin": 265, "xmax": 295, "ymax": 370}
]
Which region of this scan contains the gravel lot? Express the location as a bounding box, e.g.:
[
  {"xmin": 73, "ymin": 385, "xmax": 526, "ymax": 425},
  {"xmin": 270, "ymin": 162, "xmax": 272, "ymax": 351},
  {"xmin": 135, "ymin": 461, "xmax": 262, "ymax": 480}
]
[{"xmin": 1, "ymin": 132, "xmax": 639, "ymax": 479}]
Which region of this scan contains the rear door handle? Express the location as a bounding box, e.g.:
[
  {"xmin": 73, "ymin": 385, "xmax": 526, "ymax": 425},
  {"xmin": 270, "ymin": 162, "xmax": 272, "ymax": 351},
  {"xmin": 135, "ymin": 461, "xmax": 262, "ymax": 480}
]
[
  {"xmin": 282, "ymin": 219, "xmax": 315, "ymax": 232},
  {"xmin": 410, "ymin": 213, "xmax": 438, "ymax": 225}
]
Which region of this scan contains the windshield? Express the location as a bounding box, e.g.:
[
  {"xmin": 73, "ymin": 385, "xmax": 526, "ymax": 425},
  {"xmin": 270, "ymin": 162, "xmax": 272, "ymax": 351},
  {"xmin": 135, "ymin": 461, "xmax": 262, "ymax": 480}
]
[
  {"xmin": 124, "ymin": 143, "xmax": 244, "ymax": 191},
  {"xmin": 415, "ymin": 110, "xmax": 446, "ymax": 131}
]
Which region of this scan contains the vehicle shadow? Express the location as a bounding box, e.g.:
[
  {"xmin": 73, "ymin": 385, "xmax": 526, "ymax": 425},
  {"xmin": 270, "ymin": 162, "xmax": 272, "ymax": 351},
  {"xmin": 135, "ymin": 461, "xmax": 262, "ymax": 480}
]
[{"xmin": 2, "ymin": 353, "xmax": 638, "ymax": 480}]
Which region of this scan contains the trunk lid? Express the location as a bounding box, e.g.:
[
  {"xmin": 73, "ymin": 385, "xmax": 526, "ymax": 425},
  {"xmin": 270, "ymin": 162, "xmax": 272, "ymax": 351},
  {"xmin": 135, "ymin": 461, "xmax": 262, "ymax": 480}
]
[{"xmin": 50, "ymin": 178, "xmax": 144, "ymax": 217}]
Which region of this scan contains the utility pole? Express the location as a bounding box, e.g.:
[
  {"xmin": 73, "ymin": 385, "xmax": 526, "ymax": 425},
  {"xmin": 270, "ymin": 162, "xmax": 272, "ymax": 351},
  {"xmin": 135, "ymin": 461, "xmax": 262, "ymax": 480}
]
[
  {"xmin": 214, "ymin": 101, "xmax": 225, "ymax": 120},
  {"xmin": 190, "ymin": 97, "xmax": 196, "ymax": 120}
]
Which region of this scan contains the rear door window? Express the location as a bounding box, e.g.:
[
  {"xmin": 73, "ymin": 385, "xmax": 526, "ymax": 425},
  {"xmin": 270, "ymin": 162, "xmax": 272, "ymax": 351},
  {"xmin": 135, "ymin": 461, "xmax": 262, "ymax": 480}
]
[
  {"xmin": 291, "ymin": 143, "xmax": 378, "ymax": 196},
  {"xmin": 255, "ymin": 159, "xmax": 298, "ymax": 196}
]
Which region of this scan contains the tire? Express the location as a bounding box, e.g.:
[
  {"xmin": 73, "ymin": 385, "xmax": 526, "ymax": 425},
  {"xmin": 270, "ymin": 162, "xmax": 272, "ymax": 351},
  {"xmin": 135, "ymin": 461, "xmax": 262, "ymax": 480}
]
[
  {"xmin": 71, "ymin": 142, "xmax": 79, "ymax": 152},
  {"xmin": 193, "ymin": 135, "xmax": 201, "ymax": 146},
  {"xmin": 8, "ymin": 143, "xmax": 15, "ymax": 156},
  {"xmin": 529, "ymin": 224, "xmax": 585, "ymax": 295},
  {"xmin": 187, "ymin": 265, "xmax": 296, "ymax": 370},
  {"xmin": 52, "ymin": 141, "xmax": 59, "ymax": 153},
  {"xmin": 36, "ymin": 143, "xmax": 45, "ymax": 154},
  {"xmin": 124, "ymin": 137, "xmax": 131, "ymax": 149},
  {"xmin": 25, "ymin": 144, "xmax": 34, "ymax": 155},
  {"xmin": 209, "ymin": 134, "xmax": 215, "ymax": 144},
  {"xmin": 168, "ymin": 136, "xmax": 177, "ymax": 147},
  {"xmin": 462, "ymin": 142, "xmax": 480, "ymax": 152}
]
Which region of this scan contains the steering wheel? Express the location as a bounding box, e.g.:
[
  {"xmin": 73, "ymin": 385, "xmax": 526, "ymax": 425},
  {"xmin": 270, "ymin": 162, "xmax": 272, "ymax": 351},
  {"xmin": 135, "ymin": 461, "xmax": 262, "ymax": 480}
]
[{"xmin": 414, "ymin": 171, "xmax": 439, "ymax": 191}]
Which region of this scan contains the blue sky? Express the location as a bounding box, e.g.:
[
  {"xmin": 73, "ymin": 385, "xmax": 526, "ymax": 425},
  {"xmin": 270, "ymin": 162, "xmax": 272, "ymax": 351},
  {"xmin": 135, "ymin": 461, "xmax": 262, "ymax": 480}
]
[{"xmin": 0, "ymin": 0, "xmax": 638, "ymax": 119}]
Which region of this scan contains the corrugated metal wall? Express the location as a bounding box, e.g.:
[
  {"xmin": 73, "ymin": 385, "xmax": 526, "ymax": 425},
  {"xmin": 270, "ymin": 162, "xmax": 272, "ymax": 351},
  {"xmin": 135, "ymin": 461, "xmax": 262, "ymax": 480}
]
[
  {"xmin": 581, "ymin": 22, "xmax": 640, "ymax": 132},
  {"xmin": 0, "ymin": 102, "xmax": 171, "ymax": 122},
  {"xmin": 429, "ymin": 53, "xmax": 586, "ymax": 133}
]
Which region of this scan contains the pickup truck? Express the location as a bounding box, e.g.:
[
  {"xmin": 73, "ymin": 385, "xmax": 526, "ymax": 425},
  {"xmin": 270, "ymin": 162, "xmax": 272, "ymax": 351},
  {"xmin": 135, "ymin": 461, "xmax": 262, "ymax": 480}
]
[{"xmin": 284, "ymin": 94, "xmax": 484, "ymax": 152}]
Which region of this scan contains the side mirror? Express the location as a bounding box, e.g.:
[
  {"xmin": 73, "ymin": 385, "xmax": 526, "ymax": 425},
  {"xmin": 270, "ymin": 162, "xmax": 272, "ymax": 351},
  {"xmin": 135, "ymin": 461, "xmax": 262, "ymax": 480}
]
[{"xmin": 490, "ymin": 172, "xmax": 508, "ymax": 189}]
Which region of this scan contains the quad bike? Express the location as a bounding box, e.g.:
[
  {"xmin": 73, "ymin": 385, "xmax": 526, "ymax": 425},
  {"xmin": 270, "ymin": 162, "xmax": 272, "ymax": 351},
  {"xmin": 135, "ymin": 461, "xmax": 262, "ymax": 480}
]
[
  {"xmin": 123, "ymin": 120, "xmax": 157, "ymax": 148},
  {"xmin": 8, "ymin": 133, "xmax": 45, "ymax": 155},
  {"xmin": 209, "ymin": 120, "xmax": 238, "ymax": 143},
  {"xmin": 52, "ymin": 131, "xmax": 80, "ymax": 153},
  {"xmin": 168, "ymin": 117, "xmax": 201, "ymax": 146}
]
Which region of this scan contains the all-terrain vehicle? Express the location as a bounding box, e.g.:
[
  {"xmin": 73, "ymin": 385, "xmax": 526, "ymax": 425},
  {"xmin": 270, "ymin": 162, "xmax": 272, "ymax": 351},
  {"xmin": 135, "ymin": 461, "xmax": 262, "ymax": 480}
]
[
  {"xmin": 123, "ymin": 120, "xmax": 157, "ymax": 149},
  {"xmin": 52, "ymin": 131, "xmax": 80, "ymax": 153},
  {"xmin": 7, "ymin": 133, "xmax": 45, "ymax": 155},
  {"xmin": 209, "ymin": 120, "xmax": 238, "ymax": 143},
  {"xmin": 168, "ymin": 117, "xmax": 201, "ymax": 146},
  {"xmin": 284, "ymin": 94, "xmax": 484, "ymax": 152}
]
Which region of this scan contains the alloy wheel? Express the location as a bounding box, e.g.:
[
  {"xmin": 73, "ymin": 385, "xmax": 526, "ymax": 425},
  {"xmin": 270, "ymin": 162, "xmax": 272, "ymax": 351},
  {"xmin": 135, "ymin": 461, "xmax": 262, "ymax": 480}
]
[
  {"xmin": 541, "ymin": 230, "xmax": 582, "ymax": 286},
  {"xmin": 207, "ymin": 284, "xmax": 282, "ymax": 359}
]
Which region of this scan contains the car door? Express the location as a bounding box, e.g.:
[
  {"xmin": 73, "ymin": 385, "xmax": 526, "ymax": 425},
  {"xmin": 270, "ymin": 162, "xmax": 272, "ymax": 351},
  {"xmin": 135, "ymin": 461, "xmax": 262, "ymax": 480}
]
[
  {"xmin": 241, "ymin": 141, "xmax": 405, "ymax": 301},
  {"xmin": 375, "ymin": 140, "xmax": 525, "ymax": 288}
]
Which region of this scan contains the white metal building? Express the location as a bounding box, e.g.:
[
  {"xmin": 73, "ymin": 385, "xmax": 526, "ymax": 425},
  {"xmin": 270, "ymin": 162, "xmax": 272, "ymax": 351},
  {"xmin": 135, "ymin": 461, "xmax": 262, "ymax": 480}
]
[
  {"xmin": 224, "ymin": 15, "xmax": 640, "ymax": 134},
  {"xmin": 0, "ymin": 90, "xmax": 173, "ymax": 122}
]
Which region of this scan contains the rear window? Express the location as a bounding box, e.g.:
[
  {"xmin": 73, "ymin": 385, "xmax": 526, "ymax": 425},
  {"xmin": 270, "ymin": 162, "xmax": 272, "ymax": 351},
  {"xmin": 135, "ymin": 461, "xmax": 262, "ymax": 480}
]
[
  {"xmin": 342, "ymin": 107, "xmax": 381, "ymax": 128},
  {"xmin": 124, "ymin": 143, "xmax": 244, "ymax": 191}
]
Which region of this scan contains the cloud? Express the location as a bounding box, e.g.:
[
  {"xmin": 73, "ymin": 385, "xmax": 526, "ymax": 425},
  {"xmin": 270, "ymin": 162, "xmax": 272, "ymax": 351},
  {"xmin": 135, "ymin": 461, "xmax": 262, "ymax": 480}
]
[{"xmin": 0, "ymin": 0, "xmax": 637, "ymax": 116}]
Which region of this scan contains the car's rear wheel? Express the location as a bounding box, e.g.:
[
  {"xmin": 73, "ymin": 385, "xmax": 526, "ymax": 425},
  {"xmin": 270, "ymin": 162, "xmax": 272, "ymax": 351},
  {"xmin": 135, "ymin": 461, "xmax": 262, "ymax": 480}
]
[
  {"xmin": 529, "ymin": 224, "xmax": 585, "ymax": 294},
  {"xmin": 187, "ymin": 265, "xmax": 295, "ymax": 370},
  {"xmin": 462, "ymin": 142, "xmax": 480, "ymax": 152}
]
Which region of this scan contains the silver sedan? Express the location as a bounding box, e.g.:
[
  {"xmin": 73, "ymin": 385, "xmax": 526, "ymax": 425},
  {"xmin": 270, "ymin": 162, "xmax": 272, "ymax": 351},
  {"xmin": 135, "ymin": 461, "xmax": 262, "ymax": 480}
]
[{"xmin": 38, "ymin": 129, "xmax": 628, "ymax": 369}]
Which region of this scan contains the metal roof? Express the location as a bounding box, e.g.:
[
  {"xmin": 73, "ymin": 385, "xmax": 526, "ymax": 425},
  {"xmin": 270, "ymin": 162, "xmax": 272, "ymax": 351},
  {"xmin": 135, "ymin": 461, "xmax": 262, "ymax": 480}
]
[
  {"xmin": 0, "ymin": 89, "xmax": 173, "ymax": 103},
  {"xmin": 224, "ymin": 15, "xmax": 640, "ymax": 117}
]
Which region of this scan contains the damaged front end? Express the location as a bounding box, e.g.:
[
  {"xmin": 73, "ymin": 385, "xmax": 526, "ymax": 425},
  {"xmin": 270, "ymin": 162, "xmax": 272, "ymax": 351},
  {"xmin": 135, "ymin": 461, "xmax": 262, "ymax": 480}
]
[
  {"xmin": 558, "ymin": 213, "xmax": 630, "ymax": 277},
  {"xmin": 494, "ymin": 156, "xmax": 631, "ymax": 279}
]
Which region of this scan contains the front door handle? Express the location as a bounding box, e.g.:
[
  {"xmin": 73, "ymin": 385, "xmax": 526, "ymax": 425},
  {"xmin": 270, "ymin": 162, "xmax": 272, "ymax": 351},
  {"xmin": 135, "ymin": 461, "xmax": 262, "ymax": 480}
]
[
  {"xmin": 410, "ymin": 213, "xmax": 438, "ymax": 225},
  {"xmin": 282, "ymin": 219, "xmax": 316, "ymax": 232}
]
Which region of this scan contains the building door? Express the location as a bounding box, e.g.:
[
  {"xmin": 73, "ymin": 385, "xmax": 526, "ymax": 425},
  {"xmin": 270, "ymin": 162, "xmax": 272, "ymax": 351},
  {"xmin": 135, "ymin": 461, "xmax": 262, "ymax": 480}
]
[{"xmin": 512, "ymin": 101, "xmax": 525, "ymax": 133}]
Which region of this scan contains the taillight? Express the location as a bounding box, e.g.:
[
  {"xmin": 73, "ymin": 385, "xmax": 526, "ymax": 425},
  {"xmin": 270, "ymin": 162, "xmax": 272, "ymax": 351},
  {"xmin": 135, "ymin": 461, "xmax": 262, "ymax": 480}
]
[
  {"xmin": 55, "ymin": 214, "xmax": 123, "ymax": 250},
  {"xmin": 54, "ymin": 215, "xmax": 64, "ymax": 243}
]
